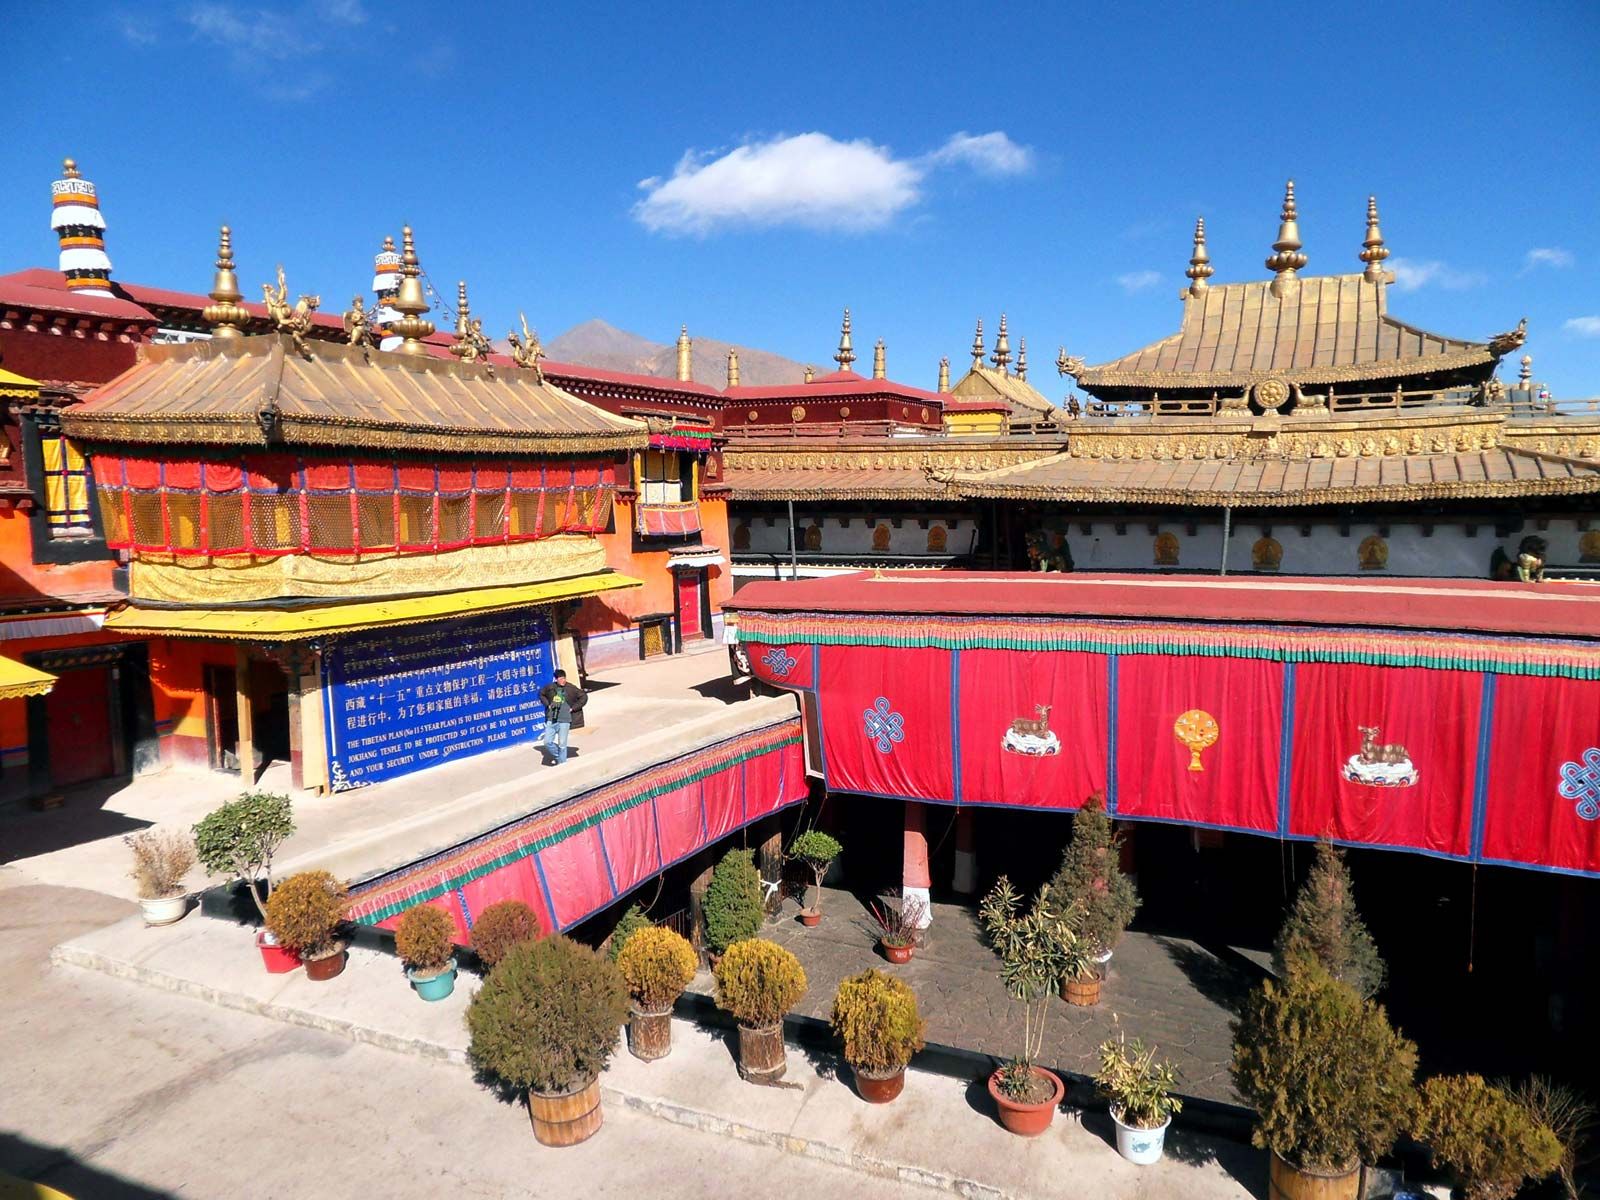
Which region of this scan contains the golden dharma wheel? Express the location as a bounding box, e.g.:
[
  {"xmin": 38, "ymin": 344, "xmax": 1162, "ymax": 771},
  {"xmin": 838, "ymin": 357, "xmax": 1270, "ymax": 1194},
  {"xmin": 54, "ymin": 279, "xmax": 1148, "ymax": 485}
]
[{"xmin": 1173, "ymin": 709, "xmax": 1219, "ymax": 772}]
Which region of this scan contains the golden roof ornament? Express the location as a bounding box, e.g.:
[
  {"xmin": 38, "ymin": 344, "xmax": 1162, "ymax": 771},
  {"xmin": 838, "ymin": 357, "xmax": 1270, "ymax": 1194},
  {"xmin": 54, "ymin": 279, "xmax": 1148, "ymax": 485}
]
[
  {"xmin": 834, "ymin": 308, "xmax": 857, "ymax": 370},
  {"xmin": 726, "ymin": 347, "xmax": 740, "ymax": 388},
  {"xmin": 202, "ymin": 225, "xmax": 248, "ymax": 339},
  {"xmin": 675, "ymin": 324, "xmax": 692, "ymax": 381},
  {"xmin": 872, "ymin": 338, "xmax": 886, "ymax": 380},
  {"xmin": 804, "ymin": 364, "xmax": 816, "ymax": 383},
  {"xmin": 1520, "ymin": 354, "xmax": 1533, "ymax": 384},
  {"xmin": 991, "ymin": 314, "xmax": 1012, "ymax": 371},
  {"xmin": 970, "ymin": 318, "xmax": 985, "ymax": 365},
  {"xmin": 342, "ymin": 295, "xmax": 375, "ymax": 349},
  {"xmin": 1488, "ymin": 317, "xmax": 1529, "ymax": 358},
  {"xmin": 1016, "ymin": 337, "xmax": 1029, "ymax": 381},
  {"xmin": 507, "ymin": 312, "xmax": 545, "ymax": 380},
  {"xmin": 938, "ymin": 357, "xmax": 950, "ymax": 392},
  {"xmin": 62, "ymin": 157, "xmax": 81, "ymax": 180},
  {"xmin": 1359, "ymin": 195, "xmax": 1390, "ymax": 283},
  {"xmin": 261, "ymin": 264, "xmax": 319, "ymax": 356},
  {"xmin": 1265, "ymin": 180, "xmax": 1308, "ymax": 296},
  {"xmin": 1056, "ymin": 347, "xmax": 1085, "ymax": 378},
  {"xmin": 1186, "ymin": 216, "xmax": 1215, "ymax": 296},
  {"xmin": 448, "ymin": 279, "xmax": 492, "ymax": 363},
  {"xmin": 389, "ymin": 226, "xmax": 435, "ymax": 356}
]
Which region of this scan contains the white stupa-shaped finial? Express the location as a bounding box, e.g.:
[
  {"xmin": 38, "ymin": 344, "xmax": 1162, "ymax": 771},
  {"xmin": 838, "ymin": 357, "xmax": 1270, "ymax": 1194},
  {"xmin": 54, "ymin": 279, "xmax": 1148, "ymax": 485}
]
[{"xmin": 52, "ymin": 157, "xmax": 113, "ymax": 296}]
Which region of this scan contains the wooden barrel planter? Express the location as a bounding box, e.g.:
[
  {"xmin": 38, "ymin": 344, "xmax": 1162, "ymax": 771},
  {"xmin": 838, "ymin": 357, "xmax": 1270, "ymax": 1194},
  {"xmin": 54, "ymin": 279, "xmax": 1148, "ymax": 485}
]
[
  {"xmin": 627, "ymin": 1004, "xmax": 674, "ymax": 1062},
  {"xmin": 1268, "ymin": 1152, "xmax": 1361, "ymax": 1200},
  {"xmin": 736, "ymin": 1021, "xmax": 787, "ymax": 1084},
  {"xmin": 1061, "ymin": 972, "xmax": 1101, "ymax": 1007},
  {"xmin": 527, "ymin": 1075, "xmax": 604, "ymax": 1147}
]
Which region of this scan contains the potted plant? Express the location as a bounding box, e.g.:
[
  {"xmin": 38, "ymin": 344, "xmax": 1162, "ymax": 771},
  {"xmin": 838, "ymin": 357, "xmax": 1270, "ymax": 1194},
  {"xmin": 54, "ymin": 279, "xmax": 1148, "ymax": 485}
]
[
  {"xmin": 264, "ymin": 870, "xmax": 349, "ymax": 981},
  {"xmin": 704, "ymin": 847, "xmax": 764, "ymax": 959},
  {"xmin": 786, "ymin": 829, "xmax": 842, "ymax": 926},
  {"xmin": 469, "ymin": 899, "xmax": 539, "ymax": 970},
  {"xmin": 868, "ymin": 893, "xmax": 927, "ymax": 963},
  {"xmin": 714, "ymin": 938, "xmax": 807, "ymax": 1084},
  {"xmin": 1231, "ymin": 965, "xmax": 1417, "ymax": 1200},
  {"xmin": 978, "ymin": 876, "xmax": 1085, "ymax": 1136},
  {"xmin": 125, "ymin": 829, "xmax": 196, "ymax": 926},
  {"xmin": 1274, "ymin": 839, "xmax": 1386, "ymax": 998},
  {"xmin": 617, "ymin": 925, "xmax": 697, "ymax": 1061},
  {"xmin": 1048, "ymin": 793, "xmax": 1138, "ymax": 966},
  {"xmin": 394, "ymin": 903, "xmax": 458, "ymax": 1001},
  {"xmin": 192, "ymin": 791, "xmax": 295, "ymax": 970},
  {"xmin": 1095, "ymin": 1034, "xmax": 1183, "ymax": 1164},
  {"xmin": 466, "ymin": 935, "xmax": 628, "ymax": 1147},
  {"xmin": 1505, "ymin": 1076, "xmax": 1594, "ymax": 1200},
  {"xmin": 607, "ymin": 902, "xmax": 652, "ymax": 961},
  {"xmin": 830, "ymin": 968, "xmax": 926, "ymax": 1104},
  {"xmin": 1412, "ymin": 1074, "xmax": 1563, "ymax": 1200}
]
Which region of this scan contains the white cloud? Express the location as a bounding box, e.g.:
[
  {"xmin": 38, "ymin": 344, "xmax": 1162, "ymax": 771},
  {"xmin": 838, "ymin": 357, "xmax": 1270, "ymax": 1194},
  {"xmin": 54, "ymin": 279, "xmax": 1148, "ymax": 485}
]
[
  {"xmin": 1387, "ymin": 257, "xmax": 1486, "ymax": 293},
  {"xmin": 633, "ymin": 130, "xmax": 1033, "ymax": 236},
  {"xmin": 186, "ymin": 4, "xmax": 315, "ymax": 60},
  {"xmin": 117, "ymin": 13, "xmax": 158, "ymax": 44},
  {"xmin": 316, "ymin": 0, "xmax": 367, "ymax": 24},
  {"xmin": 1524, "ymin": 247, "xmax": 1574, "ymax": 271},
  {"xmin": 1116, "ymin": 270, "xmax": 1163, "ymax": 293},
  {"xmin": 1565, "ymin": 316, "xmax": 1600, "ymax": 338}
]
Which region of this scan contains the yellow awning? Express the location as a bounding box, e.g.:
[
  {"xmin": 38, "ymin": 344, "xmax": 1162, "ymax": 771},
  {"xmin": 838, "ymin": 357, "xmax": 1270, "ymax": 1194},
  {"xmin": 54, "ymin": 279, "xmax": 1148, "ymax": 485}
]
[
  {"xmin": 102, "ymin": 572, "xmax": 643, "ymax": 642},
  {"xmin": 0, "ymin": 656, "xmax": 57, "ymax": 701},
  {"xmin": 0, "ymin": 366, "xmax": 41, "ymax": 399}
]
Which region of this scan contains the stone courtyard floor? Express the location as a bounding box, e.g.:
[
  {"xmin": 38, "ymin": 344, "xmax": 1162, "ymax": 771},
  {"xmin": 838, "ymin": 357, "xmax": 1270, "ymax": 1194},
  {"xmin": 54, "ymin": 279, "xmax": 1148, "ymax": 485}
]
[{"xmin": 712, "ymin": 886, "xmax": 1253, "ymax": 1109}]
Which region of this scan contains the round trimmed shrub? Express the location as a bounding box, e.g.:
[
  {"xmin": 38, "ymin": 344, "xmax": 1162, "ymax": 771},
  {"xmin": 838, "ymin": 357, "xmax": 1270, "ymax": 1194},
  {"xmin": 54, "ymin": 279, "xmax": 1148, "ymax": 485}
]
[
  {"xmin": 264, "ymin": 870, "xmax": 347, "ymax": 957},
  {"xmin": 466, "ymin": 934, "xmax": 628, "ymax": 1094},
  {"xmin": 607, "ymin": 903, "xmax": 652, "ymax": 962},
  {"xmin": 617, "ymin": 926, "xmax": 697, "ymax": 1011},
  {"xmin": 395, "ymin": 904, "xmax": 456, "ymax": 975},
  {"xmin": 830, "ymin": 968, "xmax": 925, "ymax": 1075},
  {"xmin": 714, "ymin": 938, "xmax": 806, "ymax": 1028},
  {"xmin": 470, "ymin": 899, "xmax": 540, "ymax": 968},
  {"xmin": 704, "ymin": 848, "xmax": 764, "ymax": 954},
  {"xmin": 1412, "ymin": 1074, "xmax": 1563, "ymax": 1200}
]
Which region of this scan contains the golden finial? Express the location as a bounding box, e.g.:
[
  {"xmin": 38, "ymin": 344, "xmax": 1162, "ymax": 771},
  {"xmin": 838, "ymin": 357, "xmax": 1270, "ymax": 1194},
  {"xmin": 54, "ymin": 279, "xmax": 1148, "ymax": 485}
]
[
  {"xmin": 1520, "ymin": 354, "xmax": 1533, "ymax": 385},
  {"xmin": 970, "ymin": 318, "xmax": 985, "ymax": 365},
  {"xmin": 937, "ymin": 357, "xmax": 950, "ymax": 392},
  {"xmin": 390, "ymin": 225, "xmax": 435, "ymax": 356},
  {"xmin": 835, "ymin": 308, "xmax": 857, "ymax": 370},
  {"xmin": 872, "ymin": 338, "xmax": 886, "ymax": 380},
  {"xmin": 1266, "ymin": 180, "xmax": 1308, "ymax": 295},
  {"xmin": 726, "ymin": 347, "xmax": 740, "ymax": 388},
  {"xmin": 1186, "ymin": 216, "xmax": 1215, "ymax": 295},
  {"xmin": 991, "ymin": 314, "xmax": 1012, "ymax": 371},
  {"xmin": 675, "ymin": 325, "xmax": 692, "ymax": 382},
  {"xmin": 203, "ymin": 225, "xmax": 248, "ymax": 339},
  {"xmin": 1359, "ymin": 195, "xmax": 1389, "ymax": 283},
  {"xmin": 804, "ymin": 364, "xmax": 816, "ymax": 383},
  {"xmin": 448, "ymin": 280, "xmax": 490, "ymax": 362},
  {"xmin": 1016, "ymin": 337, "xmax": 1028, "ymax": 381},
  {"xmin": 62, "ymin": 158, "xmax": 80, "ymax": 180}
]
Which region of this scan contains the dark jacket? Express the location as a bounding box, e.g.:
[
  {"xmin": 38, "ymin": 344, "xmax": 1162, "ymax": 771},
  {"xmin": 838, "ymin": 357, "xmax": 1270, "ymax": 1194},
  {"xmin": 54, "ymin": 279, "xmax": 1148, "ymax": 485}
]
[{"xmin": 540, "ymin": 679, "xmax": 587, "ymax": 728}]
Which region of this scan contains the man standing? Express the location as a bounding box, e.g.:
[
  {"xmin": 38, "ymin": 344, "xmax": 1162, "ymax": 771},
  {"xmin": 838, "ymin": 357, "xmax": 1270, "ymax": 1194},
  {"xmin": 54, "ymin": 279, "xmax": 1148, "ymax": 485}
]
[{"xmin": 538, "ymin": 669, "xmax": 586, "ymax": 766}]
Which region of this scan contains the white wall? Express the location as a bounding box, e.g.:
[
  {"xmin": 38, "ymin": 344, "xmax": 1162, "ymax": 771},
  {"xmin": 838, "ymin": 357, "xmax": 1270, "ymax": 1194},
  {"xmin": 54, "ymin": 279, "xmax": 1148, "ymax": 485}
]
[{"xmin": 735, "ymin": 513, "xmax": 978, "ymax": 558}]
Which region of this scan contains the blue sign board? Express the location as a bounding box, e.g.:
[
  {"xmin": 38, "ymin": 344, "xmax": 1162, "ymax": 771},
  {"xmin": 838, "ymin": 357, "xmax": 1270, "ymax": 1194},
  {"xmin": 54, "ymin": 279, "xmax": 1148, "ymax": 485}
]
[{"xmin": 322, "ymin": 609, "xmax": 555, "ymax": 790}]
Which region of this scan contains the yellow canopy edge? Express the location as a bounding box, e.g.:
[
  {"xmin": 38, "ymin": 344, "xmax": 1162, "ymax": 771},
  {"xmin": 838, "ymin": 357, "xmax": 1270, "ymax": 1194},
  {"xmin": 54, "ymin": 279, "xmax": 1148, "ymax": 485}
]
[
  {"xmin": 0, "ymin": 366, "xmax": 42, "ymax": 399},
  {"xmin": 102, "ymin": 572, "xmax": 643, "ymax": 642},
  {"xmin": 0, "ymin": 656, "xmax": 57, "ymax": 701}
]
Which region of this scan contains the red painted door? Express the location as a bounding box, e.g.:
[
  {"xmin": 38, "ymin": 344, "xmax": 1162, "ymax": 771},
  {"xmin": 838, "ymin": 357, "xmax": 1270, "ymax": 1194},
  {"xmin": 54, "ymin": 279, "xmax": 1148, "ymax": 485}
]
[
  {"xmin": 47, "ymin": 666, "xmax": 116, "ymax": 787},
  {"xmin": 677, "ymin": 570, "xmax": 705, "ymax": 641}
]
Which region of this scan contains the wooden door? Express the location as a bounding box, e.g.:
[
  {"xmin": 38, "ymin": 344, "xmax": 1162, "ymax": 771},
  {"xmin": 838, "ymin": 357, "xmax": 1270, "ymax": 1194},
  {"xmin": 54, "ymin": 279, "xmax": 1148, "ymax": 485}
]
[
  {"xmin": 204, "ymin": 664, "xmax": 238, "ymax": 771},
  {"xmin": 47, "ymin": 666, "xmax": 116, "ymax": 787},
  {"xmin": 676, "ymin": 570, "xmax": 705, "ymax": 642}
]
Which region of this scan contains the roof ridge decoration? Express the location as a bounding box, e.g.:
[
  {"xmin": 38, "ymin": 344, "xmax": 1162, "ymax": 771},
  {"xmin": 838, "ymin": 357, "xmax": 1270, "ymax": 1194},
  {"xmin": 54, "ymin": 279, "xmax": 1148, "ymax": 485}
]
[
  {"xmin": 448, "ymin": 279, "xmax": 493, "ymax": 365},
  {"xmin": 1265, "ymin": 179, "xmax": 1308, "ymax": 297},
  {"xmin": 938, "ymin": 357, "xmax": 950, "ymax": 393},
  {"xmin": 872, "ymin": 337, "xmax": 886, "ymax": 380},
  {"xmin": 676, "ymin": 324, "xmax": 692, "ymax": 381},
  {"xmin": 52, "ymin": 156, "xmax": 113, "ymax": 296},
  {"xmin": 1359, "ymin": 195, "xmax": 1390, "ymax": 283},
  {"xmin": 835, "ymin": 308, "xmax": 857, "ymax": 371},
  {"xmin": 389, "ymin": 226, "xmax": 435, "ymax": 356},
  {"xmin": 991, "ymin": 314, "xmax": 1012, "ymax": 371},
  {"xmin": 726, "ymin": 346, "xmax": 740, "ymax": 388},
  {"xmin": 1016, "ymin": 337, "xmax": 1028, "ymax": 382},
  {"xmin": 970, "ymin": 317, "xmax": 985, "ymax": 365},
  {"xmin": 508, "ymin": 312, "xmax": 545, "ymax": 379},
  {"xmin": 203, "ymin": 226, "xmax": 248, "ymax": 339},
  {"xmin": 261, "ymin": 264, "xmax": 320, "ymax": 356},
  {"xmin": 1185, "ymin": 217, "xmax": 1215, "ymax": 296}
]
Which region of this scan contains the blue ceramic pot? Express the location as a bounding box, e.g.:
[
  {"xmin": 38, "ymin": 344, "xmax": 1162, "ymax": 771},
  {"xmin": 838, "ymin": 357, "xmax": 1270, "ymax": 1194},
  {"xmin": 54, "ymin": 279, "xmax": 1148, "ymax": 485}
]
[{"xmin": 407, "ymin": 963, "xmax": 457, "ymax": 1002}]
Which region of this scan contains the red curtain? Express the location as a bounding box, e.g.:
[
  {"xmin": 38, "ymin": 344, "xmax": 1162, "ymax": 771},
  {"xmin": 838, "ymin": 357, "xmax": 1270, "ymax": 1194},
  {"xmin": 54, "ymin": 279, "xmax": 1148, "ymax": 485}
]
[
  {"xmin": 597, "ymin": 799, "xmax": 662, "ymax": 898},
  {"xmin": 749, "ymin": 643, "xmax": 811, "ymax": 689},
  {"xmin": 1116, "ymin": 655, "xmax": 1281, "ymax": 832},
  {"xmin": 1481, "ymin": 675, "xmax": 1600, "ymax": 873},
  {"xmin": 818, "ymin": 644, "xmax": 954, "ymax": 802}
]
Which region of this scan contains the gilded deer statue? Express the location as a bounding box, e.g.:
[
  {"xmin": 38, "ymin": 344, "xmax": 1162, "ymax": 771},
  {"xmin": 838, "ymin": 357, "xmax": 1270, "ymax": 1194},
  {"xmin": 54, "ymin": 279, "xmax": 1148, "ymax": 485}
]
[
  {"xmin": 1357, "ymin": 725, "xmax": 1409, "ymax": 765},
  {"xmin": 1010, "ymin": 705, "xmax": 1052, "ymax": 738}
]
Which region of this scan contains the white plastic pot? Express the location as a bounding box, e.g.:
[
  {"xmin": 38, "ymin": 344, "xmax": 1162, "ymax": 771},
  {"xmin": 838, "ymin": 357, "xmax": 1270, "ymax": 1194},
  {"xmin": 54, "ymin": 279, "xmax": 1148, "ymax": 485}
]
[
  {"xmin": 1111, "ymin": 1107, "xmax": 1170, "ymax": 1165},
  {"xmin": 139, "ymin": 893, "xmax": 189, "ymax": 927}
]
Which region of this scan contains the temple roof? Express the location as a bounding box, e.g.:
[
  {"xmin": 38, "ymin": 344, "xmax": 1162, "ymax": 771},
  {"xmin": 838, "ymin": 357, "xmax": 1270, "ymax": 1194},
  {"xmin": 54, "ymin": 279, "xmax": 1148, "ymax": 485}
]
[
  {"xmin": 62, "ymin": 333, "xmax": 647, "ymax": 455},
  {"xmin": 949, "ymin": 362, "xmax": 1062, "ymax": 418}
]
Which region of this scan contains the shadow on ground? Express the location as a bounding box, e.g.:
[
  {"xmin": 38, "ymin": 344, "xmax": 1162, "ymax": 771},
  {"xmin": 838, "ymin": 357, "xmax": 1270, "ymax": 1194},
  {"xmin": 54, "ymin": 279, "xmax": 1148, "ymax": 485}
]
[
  {"xmin": 0, "ymin": 779, "xmax": 153, "ymax": 866},
  {"xmin": 0, "ymin": 1131, "xmax": 176, "ymax": 1199}
]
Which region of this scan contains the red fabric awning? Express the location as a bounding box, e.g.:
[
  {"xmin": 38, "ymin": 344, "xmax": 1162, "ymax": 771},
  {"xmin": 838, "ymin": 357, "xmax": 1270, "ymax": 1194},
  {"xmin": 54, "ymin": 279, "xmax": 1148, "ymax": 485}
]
[{"xmin": 637, "ymin": 502, "xmax": 701, "ymax": 537}]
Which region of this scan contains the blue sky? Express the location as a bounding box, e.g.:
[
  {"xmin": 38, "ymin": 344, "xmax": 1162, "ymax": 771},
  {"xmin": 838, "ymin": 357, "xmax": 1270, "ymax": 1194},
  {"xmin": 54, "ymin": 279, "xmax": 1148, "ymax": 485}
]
[{"xmin": 2, "ymin": 0, "xmax": 1597, "ymax": 396}]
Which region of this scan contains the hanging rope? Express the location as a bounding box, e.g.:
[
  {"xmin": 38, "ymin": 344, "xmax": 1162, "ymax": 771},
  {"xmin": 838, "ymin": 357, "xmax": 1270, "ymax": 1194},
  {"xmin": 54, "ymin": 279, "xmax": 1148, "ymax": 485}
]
[{"xmin": 1467, "ymin": 863, "xmax": 1479, "ymax": 974}]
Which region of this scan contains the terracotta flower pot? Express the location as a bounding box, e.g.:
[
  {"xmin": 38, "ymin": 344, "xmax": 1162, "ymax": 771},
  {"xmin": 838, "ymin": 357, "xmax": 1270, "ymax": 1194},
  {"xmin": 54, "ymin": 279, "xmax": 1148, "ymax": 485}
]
[
  {"xmin": 853, "ymin": 1064, "xmax": 906, "ymax": 1104},
  {"xmin": 528, "ymin": 1074, "xmax": 603, "ymax": 1147},
  {"xmin": 1062, "ymin": 972, "xmax": 1102, "ymax": 1007},
  {"xmin": 799, "ymin": 910, "xmax": 822, "ymax": 928},
  {"xmin": 736, "ymin": 1021, "xmax": 787, "ymax": 1084},
  {"xmin": 988, "ymin": 1066, "xmax": 1064, "ymax": 1137},
  {"xmin": 303, "ymin": 945, "xmax": 347, "ymax": 981},
  {"xmin": 881, "ymin": 940, "xmax": 913, "ymax": 964},
  {"xmin": 1267, "ymin": 1151, "xmax": 1361, "ymax": 1200},
  {"xmin": 627, "ymin": 1003, "xmax": 674, "ymax": 1062}
]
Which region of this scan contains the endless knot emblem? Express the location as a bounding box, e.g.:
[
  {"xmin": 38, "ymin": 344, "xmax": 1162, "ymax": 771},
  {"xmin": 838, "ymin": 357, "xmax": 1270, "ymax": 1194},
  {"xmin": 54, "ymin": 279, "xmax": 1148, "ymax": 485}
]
[
  {"xmin": 761, "ymin": 647, "xmax": 797, "ymax": 678},
  {"xmin": 863, "ymin": 696, "xmax": 905, "ymax": 754},
  {"xmin": 1557, "ymin": 748, "xmax": 1600, "ymax": 821}
]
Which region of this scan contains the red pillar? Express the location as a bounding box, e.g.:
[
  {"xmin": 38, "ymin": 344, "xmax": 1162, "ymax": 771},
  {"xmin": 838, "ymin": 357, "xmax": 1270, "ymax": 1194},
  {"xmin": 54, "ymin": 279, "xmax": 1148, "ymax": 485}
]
[
  {"xmin": 903, "ymin": 800, "xmax": 933, "ymax": 928},
  {"xmin": 952, "ymin": 807, "xmax": 976, "ymax": 895}
]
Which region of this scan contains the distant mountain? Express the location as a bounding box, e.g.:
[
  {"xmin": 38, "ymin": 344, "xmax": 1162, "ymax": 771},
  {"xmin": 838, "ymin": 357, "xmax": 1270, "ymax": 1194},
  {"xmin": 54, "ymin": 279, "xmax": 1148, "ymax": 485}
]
[{"xmin": 546, "ymin": 318, "xmax": 809, "ymax": 388}]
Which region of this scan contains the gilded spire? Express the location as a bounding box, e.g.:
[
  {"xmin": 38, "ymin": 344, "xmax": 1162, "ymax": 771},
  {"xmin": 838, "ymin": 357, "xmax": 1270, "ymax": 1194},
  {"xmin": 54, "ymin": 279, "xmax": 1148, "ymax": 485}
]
[
  {"xmin": 1186, "ymin": 216, "xmax": 1215, "ymax": 296},
  {"xmin": 1265, "ymin": 180, "xmax": 1308, "ymax": 295},
  {"xmin": 835, "ymin": 308, "xmax": 857, "ymax": 370},
  {"xmin": 872, "ymin": 337, "xmax": 886, "ymax": 380},
  {"xmin": 675, "ymin": 325, "xmax": 692, "ymax": 382},
  {"xmin": 1016, "ymin": 337, "xmax": 1028, "ymax": 381},
  {"xmin": 726, "ymin": 347, "xmax": 740, "ymax": 388},
  {"xmin": 1520, "ymin": 354, "xmax": 1533, "ymax": 385},
  {"xmin": 1359, "ymin": 194, "xmax": 1389, "ymax": 283},
  {"xmin": 970, "ymin": 318, "xmax": 985, "ymax": 366},
  {"xmin": 63, "ymin": 158, "xmax": 80, "ymax": 179},
  {"xmin": 990, "ymin": 314, "xmax": 1011, "ymax": 371},
  {"xmin": 389, "ymin": 225, "xmax": 435, "ymax": 356},
  {"xmin": 448, "ymin": 279, "xmax": 491, "ymax": 362},
  {"xmin": 937, "ymin": 356, "xmax": 950, "ymax": 393},
  {"xmin": 203, "ymin": 225, "xmax": 248, "ymax": 339}
]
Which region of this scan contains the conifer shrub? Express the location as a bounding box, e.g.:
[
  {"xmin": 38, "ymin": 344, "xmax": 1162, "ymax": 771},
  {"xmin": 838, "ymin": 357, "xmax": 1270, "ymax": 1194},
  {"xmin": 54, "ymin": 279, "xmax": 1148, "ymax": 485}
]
[
  {"xmin": 466, "ymin": 935, "xmax": 628, "ymax": 1094},
  {"xmin": 704, "ymin": 848, "xmax": 764, "ymax": 953},
  {"xmin": 607, "ymin": 903, "xmax": 652, "ymax": 962},
  {"xmin": 714, "ymin": 938, "xmax": 806, "ymax": 1028},
  {"xmin": 264, "ymin": 870, "xmax": 348, "ymax": 958},
  {"xmin": 394, "ymin": 904, "xmax": 456, "ymax": 976},
  {"xmin": 470, "ymin": 899, "xmax": 540, "ymax": 969},
  {"xmin": 1412, "ymin": 1075, "xmax": 1563, "ymax": 1200},
  {"xmin": 617, "ymin": 926, "xmax": 697, "ymax": 1012},
  {"xmin": 1231, "ymin": 964, "xmax": 1416, "ymax": 1174},
  {"xmin": 1274, "ymin": 839, "xmax": 1386, "ymax": 998},
  {"xmin": 192, "ymin": 791, "xmax": 295, "ymax": 919},
  {"xmin": 830, "ymin": 968, "xmax": 925, "ymax": 1075},
  {"xmin": 1047, "ymin": 793, "xmax": 1139, "ymax": 955}
]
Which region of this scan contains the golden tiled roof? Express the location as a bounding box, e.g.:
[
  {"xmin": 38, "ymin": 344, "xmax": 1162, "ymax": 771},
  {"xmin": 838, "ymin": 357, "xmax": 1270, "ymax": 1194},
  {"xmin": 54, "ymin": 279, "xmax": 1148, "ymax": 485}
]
[
  {"xmin": 724, "ymin": 466, "xmax": 955, "ymax": 501},
  {"xmin": 62, "ymin": 334, "xmax": 648, "ymax": 455},
  {"xmin": 1077, "ymin": 273, "xmax": 1493, "ymax": 389},
  {"xmin": 949, "ymin": 364, "xmax": 1063, "ymax": 418}
]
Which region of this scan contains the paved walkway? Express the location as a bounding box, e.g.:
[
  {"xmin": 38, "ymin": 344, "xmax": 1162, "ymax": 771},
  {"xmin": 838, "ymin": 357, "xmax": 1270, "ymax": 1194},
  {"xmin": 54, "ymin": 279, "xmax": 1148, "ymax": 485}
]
[
  {"xmin": 1, "ymin": 648, "xmax": 792, "ymax": 900},
  {"xmin": 50, "ymin": 901, "xmax": 1264, "ymax": 1199},
  {"xmin": 730, "ymin": 887, "xmax": 1251, "ymax": 1107}
]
